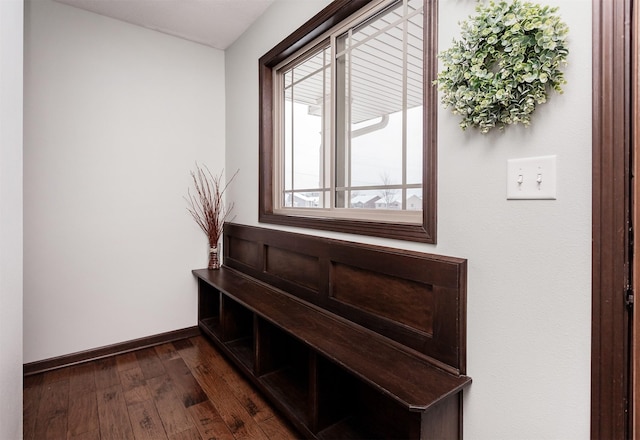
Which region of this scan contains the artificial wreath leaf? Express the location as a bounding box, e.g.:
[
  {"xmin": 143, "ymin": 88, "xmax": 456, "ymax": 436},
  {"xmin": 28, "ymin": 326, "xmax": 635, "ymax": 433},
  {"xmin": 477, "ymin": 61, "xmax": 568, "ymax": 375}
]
[{"xmin": 435, "ymin": 0, "xmax": 569, "ymax": 133}]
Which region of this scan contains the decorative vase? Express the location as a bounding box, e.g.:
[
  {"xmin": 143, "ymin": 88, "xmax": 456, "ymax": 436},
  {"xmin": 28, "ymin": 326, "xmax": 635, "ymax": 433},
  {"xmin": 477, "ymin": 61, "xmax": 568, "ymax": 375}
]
[{"xmin": 208, "ymin": 246, "xmax": 220, "ymax": 270}]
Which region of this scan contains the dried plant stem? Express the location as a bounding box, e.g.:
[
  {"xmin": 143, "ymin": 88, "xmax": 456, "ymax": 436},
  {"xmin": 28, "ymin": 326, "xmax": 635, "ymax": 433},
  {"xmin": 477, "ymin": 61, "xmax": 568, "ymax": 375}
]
[{"xmin": 186, "ymin": 164, "xmax": 238, "ymax": 268}]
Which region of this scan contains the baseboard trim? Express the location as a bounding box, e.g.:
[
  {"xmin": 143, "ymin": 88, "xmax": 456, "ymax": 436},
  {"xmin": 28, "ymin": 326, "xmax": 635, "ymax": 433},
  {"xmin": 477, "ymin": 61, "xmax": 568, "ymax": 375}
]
[{"xmin": 23, "ymin": 326, "xmax": 201, "ymax": 376}]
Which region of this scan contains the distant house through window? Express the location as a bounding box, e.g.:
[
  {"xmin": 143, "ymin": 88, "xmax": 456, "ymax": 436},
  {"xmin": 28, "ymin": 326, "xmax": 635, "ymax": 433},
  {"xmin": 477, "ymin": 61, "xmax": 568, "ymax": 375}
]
[{"xmin": 259, "ymin": 0, "xmax": 437, "ymax": 243}]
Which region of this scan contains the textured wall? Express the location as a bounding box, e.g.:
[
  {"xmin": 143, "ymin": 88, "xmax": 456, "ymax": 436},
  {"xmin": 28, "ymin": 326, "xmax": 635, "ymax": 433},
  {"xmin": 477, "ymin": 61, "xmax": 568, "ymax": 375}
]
[
  {"xmin": 23, "ymin": 0, "xmax": 226, "ymax": 362},
  {"xmin": 225, "ymin": 0, "xmax": 592, "ymax": 438},
  {"xmin": 0, "ymin": 0, "xmax": 24, "ymax": 437}
]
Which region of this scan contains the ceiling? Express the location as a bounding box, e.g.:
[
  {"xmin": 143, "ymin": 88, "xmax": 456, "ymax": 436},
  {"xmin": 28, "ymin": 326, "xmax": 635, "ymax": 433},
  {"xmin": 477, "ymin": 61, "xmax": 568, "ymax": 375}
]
[{"xmin": 54, "ymin": 0, "xmax": 275, "ymax": 50}]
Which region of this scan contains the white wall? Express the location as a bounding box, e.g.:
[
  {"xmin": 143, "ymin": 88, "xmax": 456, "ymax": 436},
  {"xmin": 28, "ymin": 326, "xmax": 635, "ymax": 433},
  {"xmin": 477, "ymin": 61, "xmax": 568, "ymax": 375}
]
[
  {"xmin": 226, "ymin": 1, "xmax": 592, "ymax": 438},
  {"xmin": 23, "ymin": 0, "xmax": 226, "ymax": 363},
  {"xmin": 0, "ymin": 0, "xmax": 24, "ymax": 436}
]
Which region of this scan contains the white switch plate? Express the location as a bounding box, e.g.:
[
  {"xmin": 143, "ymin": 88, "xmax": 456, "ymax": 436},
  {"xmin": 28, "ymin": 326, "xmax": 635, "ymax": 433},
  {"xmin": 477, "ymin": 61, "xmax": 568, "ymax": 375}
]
[{"xmin": 507, "ymin": 155, "xmax": 557, "ymax": 200}]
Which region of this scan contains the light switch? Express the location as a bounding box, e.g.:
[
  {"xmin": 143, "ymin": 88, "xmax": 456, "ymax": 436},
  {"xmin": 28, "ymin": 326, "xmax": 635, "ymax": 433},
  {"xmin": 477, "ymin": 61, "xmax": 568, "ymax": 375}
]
[{"xmin": 507, "ymin": 155, "xmax": 557, "ymax": 200}]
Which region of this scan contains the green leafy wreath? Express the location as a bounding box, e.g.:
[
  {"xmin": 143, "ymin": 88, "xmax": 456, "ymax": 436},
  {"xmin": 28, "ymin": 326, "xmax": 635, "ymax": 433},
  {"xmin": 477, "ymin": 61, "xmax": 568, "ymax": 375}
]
[{"xmin": 435, "ymin": 0, "xmax": 569, "ymax": 134}]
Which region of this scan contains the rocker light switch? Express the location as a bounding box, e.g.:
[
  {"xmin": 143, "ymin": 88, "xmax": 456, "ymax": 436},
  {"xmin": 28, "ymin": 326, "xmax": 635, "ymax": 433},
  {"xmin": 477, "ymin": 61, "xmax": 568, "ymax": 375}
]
[{"xmin": 507, "ymin": 155, "xmax": 557, "ymax": 200}]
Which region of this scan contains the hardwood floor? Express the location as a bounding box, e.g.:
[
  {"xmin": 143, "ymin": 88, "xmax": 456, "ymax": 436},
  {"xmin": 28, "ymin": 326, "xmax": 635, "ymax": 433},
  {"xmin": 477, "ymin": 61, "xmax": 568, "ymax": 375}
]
[{"xmin": 23, "ymin": 336, "xmax": 302, "ymax": 440}]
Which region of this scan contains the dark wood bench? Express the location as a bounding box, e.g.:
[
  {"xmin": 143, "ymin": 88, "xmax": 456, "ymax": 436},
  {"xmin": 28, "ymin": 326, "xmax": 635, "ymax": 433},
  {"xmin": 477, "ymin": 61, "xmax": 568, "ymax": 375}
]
[{"xmin": 193, "ymin": 224, "xmax": 471, "ymax": 439}]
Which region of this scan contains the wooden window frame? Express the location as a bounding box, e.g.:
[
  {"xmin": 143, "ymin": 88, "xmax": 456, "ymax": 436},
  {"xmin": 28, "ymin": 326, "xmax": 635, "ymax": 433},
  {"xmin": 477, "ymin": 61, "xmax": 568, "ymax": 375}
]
[{"xmin": 258, "ymin": 0, "xmax": 438, "ymax": 243}]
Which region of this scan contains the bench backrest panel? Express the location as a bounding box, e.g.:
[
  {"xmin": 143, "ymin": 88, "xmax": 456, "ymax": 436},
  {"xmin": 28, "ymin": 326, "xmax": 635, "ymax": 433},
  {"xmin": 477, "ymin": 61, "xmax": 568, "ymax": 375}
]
[{"xmin": 223, "ymin": 223, "xmax": 467, "ymax": 373}]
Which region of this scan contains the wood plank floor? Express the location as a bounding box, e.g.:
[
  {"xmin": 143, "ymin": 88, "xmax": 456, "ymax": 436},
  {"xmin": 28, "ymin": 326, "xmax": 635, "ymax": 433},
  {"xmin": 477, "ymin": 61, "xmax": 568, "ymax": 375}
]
[{"xmin": 23, "ymin": 336, "xmax": 302, "ymax": 440}]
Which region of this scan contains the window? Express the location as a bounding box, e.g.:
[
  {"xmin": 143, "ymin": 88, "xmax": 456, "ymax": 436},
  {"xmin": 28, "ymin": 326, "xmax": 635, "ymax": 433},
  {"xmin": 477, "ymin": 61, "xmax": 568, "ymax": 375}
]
[{"xmin": 259, "ymin": 0, "xmax": 437, "ymax": 243}]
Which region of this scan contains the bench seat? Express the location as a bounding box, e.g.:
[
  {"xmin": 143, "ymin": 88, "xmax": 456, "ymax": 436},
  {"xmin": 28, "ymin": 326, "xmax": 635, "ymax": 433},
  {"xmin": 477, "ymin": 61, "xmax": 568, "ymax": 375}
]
[{"xmin": 194, "ymin": 267, "xmax": 471, "ymax": 412}]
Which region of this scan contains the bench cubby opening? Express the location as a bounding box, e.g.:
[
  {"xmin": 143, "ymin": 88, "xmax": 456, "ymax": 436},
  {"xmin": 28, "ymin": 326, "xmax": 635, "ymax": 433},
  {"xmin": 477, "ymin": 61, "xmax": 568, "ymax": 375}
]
[
  {"xmin": 256, "ymin": 318, "xmax": 311, "ymax": 426},
  {"xmin": 219, "ymin": 295, "xmax": 254, "ymax": 369},
  {"xmin": 197, "ymin": 281, "xmax": 220, "ymax": 338}
]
